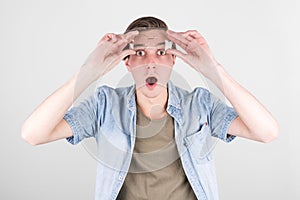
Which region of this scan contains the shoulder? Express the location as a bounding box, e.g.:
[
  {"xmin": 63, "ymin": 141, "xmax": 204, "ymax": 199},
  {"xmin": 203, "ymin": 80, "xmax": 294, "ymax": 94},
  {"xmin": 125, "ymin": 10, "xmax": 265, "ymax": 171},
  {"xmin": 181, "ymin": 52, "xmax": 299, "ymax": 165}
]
[
  {"xmin": 170, "ymin": 82, "xmax": 212, "ymax": 102},
  {"xmin": 168, "ymin": 82, "xmax": 213, "ymax": 115},
  {"xmin": 95, "ymin": 84, "xmax": 134, "ymax": 98}
]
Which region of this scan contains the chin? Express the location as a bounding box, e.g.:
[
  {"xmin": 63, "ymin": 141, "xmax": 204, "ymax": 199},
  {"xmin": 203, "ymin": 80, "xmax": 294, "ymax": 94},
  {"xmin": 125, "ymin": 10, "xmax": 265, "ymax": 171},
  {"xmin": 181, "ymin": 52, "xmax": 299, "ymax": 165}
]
[{"xmin": 139, "ymin": 85, "xmax": 165, "ymax": 99}]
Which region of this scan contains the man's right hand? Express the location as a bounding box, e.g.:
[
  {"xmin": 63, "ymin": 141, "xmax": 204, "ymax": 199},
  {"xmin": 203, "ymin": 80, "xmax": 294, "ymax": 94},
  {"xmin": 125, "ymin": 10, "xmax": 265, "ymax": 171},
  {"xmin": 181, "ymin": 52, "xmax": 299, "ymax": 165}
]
[
  {"xmin": 21, "ymin": 31, "xmax": 139, "ymax": 145},
  {"xmin": 82, "ymin": 31, "xmax": 139, "ymax": 83}
]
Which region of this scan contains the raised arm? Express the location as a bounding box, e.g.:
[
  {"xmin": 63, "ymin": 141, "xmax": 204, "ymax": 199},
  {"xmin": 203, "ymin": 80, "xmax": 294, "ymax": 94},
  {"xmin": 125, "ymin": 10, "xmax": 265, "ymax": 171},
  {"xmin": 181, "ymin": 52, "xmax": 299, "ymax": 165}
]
[
  {"xmin": 21, "ymin": 31, "xmax": 138, "ymax": 145},
  {"xmin": 166, "ymin": 30, "xmax": 279, "ymax": 143}
]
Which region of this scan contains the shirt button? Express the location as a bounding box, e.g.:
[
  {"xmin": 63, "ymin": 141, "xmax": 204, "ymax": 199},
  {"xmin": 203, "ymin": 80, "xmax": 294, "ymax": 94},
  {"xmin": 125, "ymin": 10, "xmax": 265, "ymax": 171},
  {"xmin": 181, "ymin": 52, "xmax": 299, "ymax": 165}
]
[
  {"xmin": 183, "ymin": 140, "xmax": 189, "ymax": 147},
  {"xmin": 118, "ymin": 176, "xmax": 123, "ymax": 181}
]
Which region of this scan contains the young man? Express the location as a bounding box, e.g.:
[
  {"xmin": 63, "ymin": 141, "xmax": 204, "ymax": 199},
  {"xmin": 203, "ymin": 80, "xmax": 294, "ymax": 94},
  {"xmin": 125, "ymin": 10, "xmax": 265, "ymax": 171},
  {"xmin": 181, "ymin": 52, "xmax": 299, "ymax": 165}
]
[{"xmin": 22, "ymin": 16, "xmax": 279, "ymax": 200}]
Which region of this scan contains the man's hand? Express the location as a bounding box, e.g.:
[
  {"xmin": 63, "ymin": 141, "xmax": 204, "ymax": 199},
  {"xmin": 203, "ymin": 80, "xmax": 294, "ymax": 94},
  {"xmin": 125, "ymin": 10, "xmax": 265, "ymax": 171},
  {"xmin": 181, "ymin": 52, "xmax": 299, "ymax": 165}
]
[
  {"xmin": 166, "ymin": 30, "xmax": 219, "ymax": 79},
  {"xmin": 82, "ymin": 31, "xmax": 139, "ymax": 83},
  {"xmin": 167, "ymin": 30, "xmax": 279, "ymax": 143}
]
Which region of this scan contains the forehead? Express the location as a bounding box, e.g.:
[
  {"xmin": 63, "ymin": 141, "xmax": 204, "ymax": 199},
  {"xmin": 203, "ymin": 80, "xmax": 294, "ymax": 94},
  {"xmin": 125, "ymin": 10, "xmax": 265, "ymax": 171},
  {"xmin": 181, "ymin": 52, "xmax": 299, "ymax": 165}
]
[{"xmin": 133, "ymin": 29, "xmax": 168, "ymax": 47}]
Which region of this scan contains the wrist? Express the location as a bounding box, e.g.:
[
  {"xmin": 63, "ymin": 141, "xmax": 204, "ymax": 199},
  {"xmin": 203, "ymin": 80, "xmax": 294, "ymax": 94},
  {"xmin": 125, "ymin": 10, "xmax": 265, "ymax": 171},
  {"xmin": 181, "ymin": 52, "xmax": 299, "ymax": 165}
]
[{"xmin": 205, "ymin": 63, "xmax": 225, "ymax": 83}]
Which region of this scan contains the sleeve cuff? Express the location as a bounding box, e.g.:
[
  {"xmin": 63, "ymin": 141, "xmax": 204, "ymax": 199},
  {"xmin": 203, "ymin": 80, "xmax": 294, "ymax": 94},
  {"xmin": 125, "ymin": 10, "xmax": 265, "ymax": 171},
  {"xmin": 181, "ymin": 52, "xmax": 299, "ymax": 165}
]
[
  {"xmin": 221, "ymin": 107, "xmax": 238, "ymax": 143},
  {"xmin": 63, "ymin": 111, "xmax": 83, "ymax": 145}
]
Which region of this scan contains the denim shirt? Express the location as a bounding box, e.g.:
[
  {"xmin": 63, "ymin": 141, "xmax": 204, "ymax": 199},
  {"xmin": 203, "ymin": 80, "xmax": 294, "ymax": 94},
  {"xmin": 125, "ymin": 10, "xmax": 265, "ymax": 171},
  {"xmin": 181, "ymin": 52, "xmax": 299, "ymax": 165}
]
[{"xmin": 64, "ymin": 81, "xmax": 238, "ymax": 200}]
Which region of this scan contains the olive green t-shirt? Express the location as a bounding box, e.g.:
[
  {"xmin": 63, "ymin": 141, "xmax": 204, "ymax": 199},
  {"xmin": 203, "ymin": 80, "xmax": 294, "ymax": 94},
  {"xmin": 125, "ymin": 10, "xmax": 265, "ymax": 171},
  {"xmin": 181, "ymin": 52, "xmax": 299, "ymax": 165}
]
[{"xmin": 117, "ymin": 107, "xmax": 197, "ymax": 200}]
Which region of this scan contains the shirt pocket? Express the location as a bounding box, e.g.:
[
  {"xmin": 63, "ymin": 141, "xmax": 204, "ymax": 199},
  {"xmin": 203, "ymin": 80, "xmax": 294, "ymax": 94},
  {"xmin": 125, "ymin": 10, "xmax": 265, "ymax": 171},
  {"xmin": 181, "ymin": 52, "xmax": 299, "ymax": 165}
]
[{"xmin": 183, "ymin": 124, "xmax": 213, "ymax": 164}]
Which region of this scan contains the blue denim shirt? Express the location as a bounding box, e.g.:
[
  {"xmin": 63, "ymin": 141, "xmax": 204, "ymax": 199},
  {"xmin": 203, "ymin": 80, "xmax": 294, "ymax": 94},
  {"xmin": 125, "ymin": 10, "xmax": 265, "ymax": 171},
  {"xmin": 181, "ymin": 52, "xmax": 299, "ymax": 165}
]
[{"xmin": 64, "ymin": 81, "xmax": 238, "ymax": 200}]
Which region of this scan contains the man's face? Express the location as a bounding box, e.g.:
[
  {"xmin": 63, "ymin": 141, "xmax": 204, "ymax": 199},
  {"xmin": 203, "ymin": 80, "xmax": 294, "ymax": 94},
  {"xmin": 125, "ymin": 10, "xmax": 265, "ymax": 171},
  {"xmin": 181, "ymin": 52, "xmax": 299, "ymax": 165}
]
[{"xmin": 125, "ymin": 29, "xmax": 176, "ymax": 98}]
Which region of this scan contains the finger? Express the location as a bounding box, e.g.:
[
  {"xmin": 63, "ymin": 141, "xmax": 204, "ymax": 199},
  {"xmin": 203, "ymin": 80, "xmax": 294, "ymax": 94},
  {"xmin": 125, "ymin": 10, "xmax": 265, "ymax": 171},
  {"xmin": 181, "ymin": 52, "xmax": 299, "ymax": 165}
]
[
  {"xmin": 112, "ymin": 31, "xmax": 139, "ymax": 50},
  {"xmin": 185, "ymin": 35, "xmax": 194, "ymax": 42},
  {"xmin": 171, "ymin": 31, "xmax": 205, "ymax": 52},
  {"xmin": 110, "ymin": 34, "xmax": 117, "ymax": 43},
  {"xmin": 105, "ymin": 49, "xmax": 136, "ymax": 73},
  {"xmin": 106, "ymin": 33, "xmax": 117, "ymax": 41},
  {"xmin": 114, "ymin": 38, "xmax": 130, "ymax": 50},
  {"xmin": 124, "ymin": 30, "xmax": 139, "ymax": 41},
  {"xmin": 115, "ymin": 31, "xmax": 139, "ymax": 47},
  {"xmin": 186, "ymin": 30, "xmax": 204, "ymax": 39},
  {"xmin": 167, "ymin": 30, "xmax": 190, "ymax": 45},
  {"xmin": 97, "ymin": 33, "xmax": 116, "ymax": 45},
  {"xmin": 119, "ymin": 49, "xmax": 136, "ymax": 59},
  {"xmin": 113, "ymin": 34, "xmax": 126, "ymax": 45},
  {"xmin": 183, "ymin": 30, "xmax": 207, "ymax": 45},
  {"xmin": 182, "ymin": 30, "xmax": 197, "ymax": 37},
  {"xmin": 166, "ymin": 49, "xmax": 187, "ymax": 60},
  {"xmin": 101, "ymin": 33, "xmax": 112, "ymax": 42},
  {"xmin": 167, "ymin": 31, "xmax": 190, "ymax": 52},
  {"xmin": 113, "ymin": 37, "xmax": 134, "ymax": 53},
  {"xmin": 166, "ymin": 49, "xmax": 193, "ymax": 67}
]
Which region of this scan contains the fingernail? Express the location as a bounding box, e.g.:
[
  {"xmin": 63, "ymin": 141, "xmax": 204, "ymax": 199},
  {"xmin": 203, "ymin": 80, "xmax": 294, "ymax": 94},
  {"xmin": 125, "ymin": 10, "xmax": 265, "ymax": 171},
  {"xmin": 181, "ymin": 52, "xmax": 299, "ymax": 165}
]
[{"xmin": 131, "ymin": 30, "xmax": 139, "ymax": 35}]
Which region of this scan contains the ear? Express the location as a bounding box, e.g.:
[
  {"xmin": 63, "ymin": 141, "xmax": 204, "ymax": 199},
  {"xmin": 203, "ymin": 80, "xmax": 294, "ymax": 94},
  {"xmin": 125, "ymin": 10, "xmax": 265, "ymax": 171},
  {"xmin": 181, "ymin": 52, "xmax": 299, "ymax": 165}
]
[
  {"xmin": 172, "ymin": 55, "xmax": 176, "ymax": 65},
  {"xmin": 124, "ymin": 57, "xmax": 131, "ymax": 71}
]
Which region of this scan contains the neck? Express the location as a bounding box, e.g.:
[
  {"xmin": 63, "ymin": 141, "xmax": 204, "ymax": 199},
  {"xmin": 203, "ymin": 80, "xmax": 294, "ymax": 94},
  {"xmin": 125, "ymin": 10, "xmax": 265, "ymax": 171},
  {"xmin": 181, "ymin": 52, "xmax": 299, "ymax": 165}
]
[{"xmin": 136, "ymin": 88, "xmax": 168, "ymax": 120}]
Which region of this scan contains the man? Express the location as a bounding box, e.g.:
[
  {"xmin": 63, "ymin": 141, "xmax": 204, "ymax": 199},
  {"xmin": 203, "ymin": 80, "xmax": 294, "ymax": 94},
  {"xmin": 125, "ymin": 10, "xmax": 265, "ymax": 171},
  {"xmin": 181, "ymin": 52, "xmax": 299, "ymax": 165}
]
[{"xmin": 22, "ymin": 16, "xmax": 279, "ymax": 199}]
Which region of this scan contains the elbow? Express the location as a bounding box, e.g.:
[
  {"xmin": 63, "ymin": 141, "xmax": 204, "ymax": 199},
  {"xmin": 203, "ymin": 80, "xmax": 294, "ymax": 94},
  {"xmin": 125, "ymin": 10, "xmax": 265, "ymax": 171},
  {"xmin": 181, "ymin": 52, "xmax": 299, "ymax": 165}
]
[
  {"xmin": 260, "ymin": 124, "xmax": 280, "ymax": 143},
  {"xmin": 21, "ymin": 125, "xmax": 40, "ymax": 146}
]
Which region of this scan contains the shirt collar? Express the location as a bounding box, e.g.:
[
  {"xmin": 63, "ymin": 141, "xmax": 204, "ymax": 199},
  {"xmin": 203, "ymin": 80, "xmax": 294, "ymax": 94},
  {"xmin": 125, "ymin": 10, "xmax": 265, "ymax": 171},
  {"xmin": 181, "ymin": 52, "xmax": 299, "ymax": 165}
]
[
  {"xmin": 127, "ymin": 84, "xmax": 136, "ymax": 111},
  {"xmin": 126, "ymin": 81, "xmax": 183, "ymax": 125},
  {"xmin": 166, "ymin": 81, "xmax": 183, "ymax": 125},
  {"xmin": 166, "ymin": 81, "xmax": 182, "ymax": 110}
]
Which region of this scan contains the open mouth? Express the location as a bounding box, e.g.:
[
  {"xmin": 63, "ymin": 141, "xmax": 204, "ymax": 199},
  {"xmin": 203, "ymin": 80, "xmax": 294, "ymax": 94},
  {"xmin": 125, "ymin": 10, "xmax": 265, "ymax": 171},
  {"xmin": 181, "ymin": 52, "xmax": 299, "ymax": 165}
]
[
  {"xmin": 145, "ymin": 76, "xmax": 158, "ymax": 89},
  {"xmin": 146, "ymin": 76, "xmax": 158, "ymax": 85}
]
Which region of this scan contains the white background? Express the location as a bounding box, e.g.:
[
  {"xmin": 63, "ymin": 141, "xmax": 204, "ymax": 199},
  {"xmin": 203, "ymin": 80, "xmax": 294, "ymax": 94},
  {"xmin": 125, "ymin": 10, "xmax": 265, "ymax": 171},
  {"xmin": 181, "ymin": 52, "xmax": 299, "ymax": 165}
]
[{"xmin": 1, "ymin": 0, "xmax": 299, "ymax": 199}]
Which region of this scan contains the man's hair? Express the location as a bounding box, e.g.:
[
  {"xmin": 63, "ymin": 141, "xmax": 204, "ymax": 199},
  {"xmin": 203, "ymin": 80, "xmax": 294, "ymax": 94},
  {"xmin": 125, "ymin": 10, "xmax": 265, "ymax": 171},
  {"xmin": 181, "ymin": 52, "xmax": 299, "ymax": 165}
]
[
  {"xmin": 125, "ymin": 16, "xmax": 168, "ymax": 33},
  {"xmin": 123, "ymin": 16, "xmax": 176, "ymax": 60}
]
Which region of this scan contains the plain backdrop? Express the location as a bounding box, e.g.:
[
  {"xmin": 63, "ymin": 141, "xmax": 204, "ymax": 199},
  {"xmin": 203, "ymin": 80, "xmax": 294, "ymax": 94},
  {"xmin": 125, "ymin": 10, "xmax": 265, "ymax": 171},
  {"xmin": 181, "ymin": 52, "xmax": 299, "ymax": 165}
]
[{"xmin": 1, "ymin": 0, "xmax": 299, "ymax": 199}]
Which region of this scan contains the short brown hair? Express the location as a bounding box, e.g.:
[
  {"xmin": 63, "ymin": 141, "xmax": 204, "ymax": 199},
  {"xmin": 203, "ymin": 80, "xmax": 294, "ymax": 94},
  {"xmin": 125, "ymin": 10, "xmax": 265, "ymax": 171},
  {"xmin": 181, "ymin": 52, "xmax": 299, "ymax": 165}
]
[
  {"xmin": 123, "ymin": 16, "xmax": 174, "ymax": 60},
  {"xmin": 125, "ymin": 16, "xmax": 168, "ymax": 33}
]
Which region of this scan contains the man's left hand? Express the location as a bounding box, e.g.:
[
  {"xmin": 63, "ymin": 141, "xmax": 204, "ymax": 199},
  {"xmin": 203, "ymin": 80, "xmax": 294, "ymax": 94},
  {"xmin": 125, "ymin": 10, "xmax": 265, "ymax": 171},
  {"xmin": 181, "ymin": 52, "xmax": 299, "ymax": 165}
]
[{"xmin": 166, "ymin": 30, "xmax": 219, "ymax": 79}]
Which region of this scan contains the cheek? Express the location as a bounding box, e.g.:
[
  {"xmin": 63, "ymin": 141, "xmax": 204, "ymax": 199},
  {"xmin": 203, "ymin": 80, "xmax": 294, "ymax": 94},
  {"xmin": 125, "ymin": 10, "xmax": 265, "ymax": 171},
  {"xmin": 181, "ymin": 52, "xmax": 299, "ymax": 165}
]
[
  {"xmin": 128, "ymin": 56, "xmax": 145, "ymax": 66},
  {"xmin": 130, "ymin": 68, "xmax": 148, "ymax": 87},
  {"xmin": 159, "ymin": 55, "xmax": 175, "ymax": 64}
]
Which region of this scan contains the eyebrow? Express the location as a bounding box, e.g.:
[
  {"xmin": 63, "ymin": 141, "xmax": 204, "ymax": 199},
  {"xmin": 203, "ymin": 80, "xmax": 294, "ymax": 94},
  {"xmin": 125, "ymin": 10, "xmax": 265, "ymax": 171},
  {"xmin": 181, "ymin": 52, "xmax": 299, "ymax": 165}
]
[{"xmin": 133, "ymin": 42, "xmax": 165, "ymax": 48}]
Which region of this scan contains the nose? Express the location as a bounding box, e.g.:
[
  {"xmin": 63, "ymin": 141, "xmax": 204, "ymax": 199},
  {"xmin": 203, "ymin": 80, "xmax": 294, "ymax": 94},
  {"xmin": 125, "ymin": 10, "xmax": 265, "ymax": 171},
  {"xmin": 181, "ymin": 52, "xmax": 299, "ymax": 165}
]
[
  {"xmin": 146, "ymin": 63, "xmax": 156, "ymax": 70},
  {"xmin": 144, "ymin": 52, "xmax": 158, "ymax": 64}
]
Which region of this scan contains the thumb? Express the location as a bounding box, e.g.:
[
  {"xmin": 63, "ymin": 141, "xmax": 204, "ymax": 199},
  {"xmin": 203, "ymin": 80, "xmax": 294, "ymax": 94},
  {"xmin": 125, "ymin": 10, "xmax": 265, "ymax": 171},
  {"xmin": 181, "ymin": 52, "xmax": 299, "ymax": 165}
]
[
  {"xmin": 166, "ymin": 49, "xmax": 195, "ymax": 68},
  {"xmin": 120, "ymin": 49, "xmax": 136, "ymax": 60},
  {"xmin": 107, "ymin": 49, "xmax": 136, "ymax": 69},
  {"xmin": 166, "ymin": 49, "xmax": 186, "ymax": 60}
]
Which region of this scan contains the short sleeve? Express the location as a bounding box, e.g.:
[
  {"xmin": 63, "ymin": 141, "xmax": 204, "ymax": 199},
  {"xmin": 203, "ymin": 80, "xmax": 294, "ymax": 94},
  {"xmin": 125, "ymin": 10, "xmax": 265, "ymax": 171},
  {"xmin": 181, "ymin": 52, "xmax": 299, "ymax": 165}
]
[
  {"xmin": 209, "ymin": 93, "xmax": 238, "ymax": 143},
  {"xmin": 63, "ymin": 91, "xmax": 103, "ymax": 145}
]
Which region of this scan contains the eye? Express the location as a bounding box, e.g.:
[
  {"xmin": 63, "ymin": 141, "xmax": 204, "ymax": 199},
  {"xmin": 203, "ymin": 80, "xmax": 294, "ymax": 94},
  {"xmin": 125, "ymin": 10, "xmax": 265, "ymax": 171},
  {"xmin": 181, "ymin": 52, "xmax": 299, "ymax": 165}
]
[
  {"xmin": 157, "ymin": 49, "xmax": 166, "ymax": 56},
  {"xmin": 135, "ymin": 50, "xmax": 146, "ymax": 56}
]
